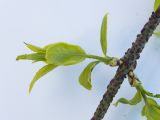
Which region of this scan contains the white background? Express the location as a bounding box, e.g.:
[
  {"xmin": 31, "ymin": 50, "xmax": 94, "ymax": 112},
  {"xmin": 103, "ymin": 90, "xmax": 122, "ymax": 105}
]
[{"xmin": 0, "ymin": 0, "xmax": 159, "ymax": 120}]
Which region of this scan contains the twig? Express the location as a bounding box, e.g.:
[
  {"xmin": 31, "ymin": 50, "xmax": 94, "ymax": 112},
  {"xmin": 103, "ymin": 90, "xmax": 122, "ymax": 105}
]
[{"xmin": 91, "ymin": 6, "xmax": 160, "ymax": 120}]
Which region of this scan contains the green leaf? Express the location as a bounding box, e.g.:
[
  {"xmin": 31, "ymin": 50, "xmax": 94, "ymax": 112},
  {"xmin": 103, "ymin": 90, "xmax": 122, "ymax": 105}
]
[
  {"xmin": 144, "ymin": 91, "xmax": 160, "ymax": 98},
  {"xmin": 147, "ymin": 98, "xmax": 160, "ymax": 109},
  {"xmin": 142, "ymin": 98, "xmax": 160, "ymax": 120},
  {"xmin": 154, "ymin": 0, "xmax": 160, "ymax": 11},
  {"xmin": 141, "ymin": 105, "xmax": 147, "ymax": 116},
  {"xmin": 138, "ymin": 85, "xmax": 160, "ymax": 98},
  {"xmin": 100, "ymin": 13, "xmax": 108, "ymax": 56},
  {"xmin": 16, "ymin": 53, "xmax": 45, "ymax": 62},
  {"xmin": 24, "ymin": 42, "xmax": 46, "ymax": 53},
  {"xmin": 114, "ymin": 91, "xmax": 142, "ymax": 106},
  {"xmin": 79, "ymin": 61, "xmax": 99, "ymax": 90},
  {"xmin": 147, "ymin": 98, "xmax": 157, "ymax": 104},
  {"xmin": 146, "ymin": 105, "xmax": 160, "ymax": 120},
  {"xmin": 29, "ymin": 64, "xmax": 57, "ymax": 93},
  {"xmin": 45, "ymin": 42, "xmax": 86, "ymax": 66},
  {"xmin": 154, "ymin": 32, "xmax": 160, "ymax": 37}
]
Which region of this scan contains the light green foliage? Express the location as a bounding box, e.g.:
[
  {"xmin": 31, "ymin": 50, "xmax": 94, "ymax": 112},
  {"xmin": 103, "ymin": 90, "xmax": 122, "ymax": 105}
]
[
  {"xmin": 79, "ymin": 61, "xmax": 99, "ymax": 90},
  {"xmin": 153, "ymin": 32, "xmax": 160, "ymax": 36},
  {"xmin": 29, "ymin": 64, "xmax": 57, "ymax": 93},
  {"xmin": 17, "ymin": 42, "xmax": 87, "ymax": 93},
  {"xmin": 142, "ymin": 98, "xmax": 160, "ymax": 120},
  {"xmin": 100, "ymin": 14, "xmax": 108, "ymax": 56},
  {"xmin": 45, "ymin": 42, "xmax": 86, "ymax": 66},
  {"xmin": 141, "ymin": 105, "xmax": 146, "ymax": 116},
  {"xmin": 16, "ymin": 40, "xmax": 116, "ymax": 92},
  {"xmin": 24, "ymin": 42, "xmax": 46, "ymax": 53},
  {"xmin": 16, "ymin": 3, "xmax": 160, "ymax": 119},
  {"xmin": 114, "ymin": 91, "xmax": 142, "ymax": 106},
  {"xmin": 115, "ymin": 80, "xmax": 160, "ymax": 119},
  {"xmin": 139, "ymin": 85, "xmax": 160, "ymax": 98},
  {"xmin": 16, "ymin": 53, "xmax": 45, "ymax": 62},
  {"xmin": 17, "ymin": 13, "xmax": 115, "ymax": 92},
  {"xmin": 154, "ymin": 0, "xmax": 160, "ymax": 11}
]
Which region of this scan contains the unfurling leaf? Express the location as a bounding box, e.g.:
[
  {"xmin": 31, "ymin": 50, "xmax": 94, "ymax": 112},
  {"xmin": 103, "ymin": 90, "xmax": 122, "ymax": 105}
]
[
  {"xmin": 154, "ymin": 0, "xmax": 160, "ymax": 11},
  {"xmin": 141, "ymin": 98, "xmax": 160, "ymax": 120},
  {"xmin": 138, "ymin": 85, "xmax": 160, "ymax": 98},
  {"xmin": 143, "ymin": 90, "xmax": 160, "ymax": 98},
  {"xmin": 114, "ymin": 91, "xmax": 142, "ymax": 106},
  {"xmin": 45, "ymin": 42, "xmax": 86, "ymax": 66},
  {"xmin": 24, "ymin": 42, "xmax": 46, "ymax": 53},
  {"xmin": 79, "ymin": 61, "xmax": 99, "ymax": 90},
  {"xmin": 16, "ymin": 53, "xmax": 45, "ymax": 62},
  {"xmin": 100, "ymin": 13, "xmax": 108, "ymax": 56},
  {"xmin": 29, "ymin": 64, "xmax": 57, "ymax": 93}
]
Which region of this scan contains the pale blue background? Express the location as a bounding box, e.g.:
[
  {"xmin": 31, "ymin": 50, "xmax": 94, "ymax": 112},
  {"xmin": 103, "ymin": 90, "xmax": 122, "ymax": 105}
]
[{"xmin": 0, "ymin": 0, "xmax": 159, "ymax": 120}]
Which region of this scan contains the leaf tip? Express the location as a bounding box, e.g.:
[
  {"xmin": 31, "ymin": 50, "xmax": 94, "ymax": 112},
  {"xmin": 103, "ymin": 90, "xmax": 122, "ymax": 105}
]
[
  {"xmin": 16, "ymin": 55, "xmax": 26, "ymax": 61},
  {"xmin": 16, "ymin": 56, "xmax": 19, "ymax": 61},
  {"xmin": 104, "ymin": 13, "xmax": 108, "ymax": 17},
  {"xmin": 100, "ymin": 13, "xmax": 108, "ymax": 56},
  {"xmin": 28, "ymin": 89, "xmax": 32, "ymax": 95},
  {"xmin": 23, "ymin": 42, "xmax": 28, "ymax": 45},
  {"xmin": 28, "ymin": 82, "xmax": 33, "ymax": 94},
  {"xmin": 79, "ymin": 79, "xmax": 92, "ymax": 90}
]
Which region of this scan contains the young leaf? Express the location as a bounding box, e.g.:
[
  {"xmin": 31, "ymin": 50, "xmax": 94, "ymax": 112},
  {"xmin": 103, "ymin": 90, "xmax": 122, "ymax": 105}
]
[
  {"xmin": 147, "ymin": 98, "xmax": 160, "ymax": 109},
  {"xmin": 144, "ymin": 91, "xmax": 160, "ymax": 98},
  {"xmin": 79, "ymin": 61, "xmax": 99, "ymax": 90},
  {"xmin": 138, "ymin": 85, "xmax": 160, "ymax": 98},
  {"xmin": 29, "ymin": 64, "xmax": 57, "ymax": 93},
  {"xmin": 141, "ymin": 105, "xmax": 146, "ymax": 116},
  {"xmin": 114, "ymin": 91, "xmax": 142, "ymax": 106},
  {"xmin": 154, "ymin": 32, "xmax": 160, "ymax": 36},
  {"xmin": 24, "ymin": 42, "xmax": 46, "ymax": 53},
  {"xmin": 154, "ymin": 0, "xmax": 160, "ymax": 11},
  {"xmin": 16, "ymin": 53, "xmax": 45, "ymax": 61},
  {"xmin": 146, "ymin": 106, "xmax": 160, "ymax": 120},
  {"xmin": 100, "ymin": 14, "xmax": 108, "ymax": 56},
  {"xmin": 142, "ymin": 98, "xmax": 160, "ymax": 120},
  {"xmin": 45, "ymin": 42, "xmax": 86, "ymax": 66}
]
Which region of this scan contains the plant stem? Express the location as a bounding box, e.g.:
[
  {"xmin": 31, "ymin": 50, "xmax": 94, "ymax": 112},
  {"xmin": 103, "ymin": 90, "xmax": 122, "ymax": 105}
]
[
  {"xmin": 91, "ymin": 6, "xmax": 160, "ymax": 120},
  {"xmin": 81, "ymin": 54, "xmax": 112, "ymax": 63},
  {"xmin": 77, "ymin": 54, "xmax": 118, "ymax": 66},
  {"xmin": 135, "ymin": 83, "xmax": 148, "ymax": 104}
]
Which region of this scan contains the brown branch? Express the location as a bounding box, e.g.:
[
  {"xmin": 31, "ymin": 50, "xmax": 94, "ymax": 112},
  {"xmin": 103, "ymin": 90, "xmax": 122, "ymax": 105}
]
[{"xmin": 91, "ymin": 6, "xmax": 160, "ymax": 120}]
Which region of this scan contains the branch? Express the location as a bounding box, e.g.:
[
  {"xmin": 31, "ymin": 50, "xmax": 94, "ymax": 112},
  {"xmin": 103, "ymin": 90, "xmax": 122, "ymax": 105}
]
[{"xmin": 91, "ymin": 6, "xmax": 160, "ymax": 120}]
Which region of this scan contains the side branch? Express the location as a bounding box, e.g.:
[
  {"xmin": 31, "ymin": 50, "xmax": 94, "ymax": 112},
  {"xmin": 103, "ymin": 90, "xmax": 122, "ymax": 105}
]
[{"xmin": 91, "ymin": 6, "xmax": 160, "ymax": 120}]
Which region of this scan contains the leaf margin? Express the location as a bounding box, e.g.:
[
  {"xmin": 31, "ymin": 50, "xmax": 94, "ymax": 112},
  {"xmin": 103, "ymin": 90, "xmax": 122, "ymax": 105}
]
[{"xmin": 29, "ymin": 64, "xmax": 57, "ymax": 93}]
